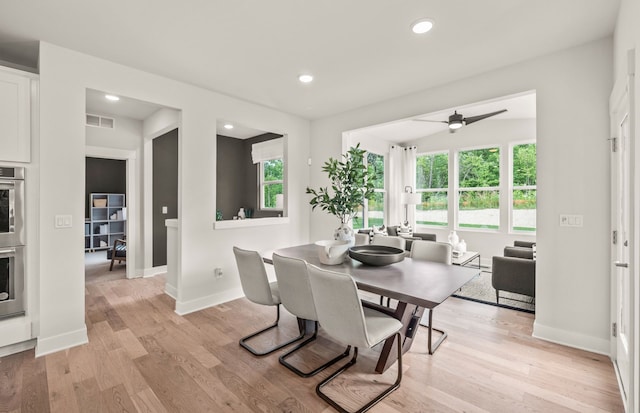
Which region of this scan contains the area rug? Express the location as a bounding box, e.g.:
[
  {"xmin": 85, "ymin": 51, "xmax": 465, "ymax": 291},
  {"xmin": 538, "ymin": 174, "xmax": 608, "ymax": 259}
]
[{"xmin": 453, "ymin": 270, "xmax": 535, "ymax": 313}]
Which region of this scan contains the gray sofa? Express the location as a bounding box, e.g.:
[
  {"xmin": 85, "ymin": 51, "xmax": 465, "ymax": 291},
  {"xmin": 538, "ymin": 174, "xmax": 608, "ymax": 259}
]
[
  {"xmin": 491, "ymin": 241, "xmax": 536, "ymax": 303},
  {"xmin": 358, "ymin": 226, "xmax": 436, "ymax": 251}
]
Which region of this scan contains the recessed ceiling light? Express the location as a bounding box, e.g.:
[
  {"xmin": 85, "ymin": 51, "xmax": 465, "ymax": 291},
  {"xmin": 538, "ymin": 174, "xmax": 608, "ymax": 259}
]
[
  {"xmin": 223, "ymin": 124, "xmax": 234, "ymax": 130},
  {"xmin": 105, "ymin": 94, "xmax": 120, "ymax": 101},
  {"xmin": 411, "ymin": 19, "xmax": 434, "ymax": 34},
  {"xmin": 298, "ymin": 74, "xmax": 314, "ymax": 84}
]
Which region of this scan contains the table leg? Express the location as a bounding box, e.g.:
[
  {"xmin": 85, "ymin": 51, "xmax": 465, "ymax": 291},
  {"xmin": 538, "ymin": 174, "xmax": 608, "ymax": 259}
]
[{"xmin": 365, "ymin": 301, "xmax": 425, "ymax": 373}]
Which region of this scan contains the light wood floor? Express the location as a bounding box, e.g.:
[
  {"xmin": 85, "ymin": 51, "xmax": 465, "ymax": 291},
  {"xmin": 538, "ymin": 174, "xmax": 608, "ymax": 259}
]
[{"xmin": 0, "ymin": 275, "xmax": 623, "ymax": 412}]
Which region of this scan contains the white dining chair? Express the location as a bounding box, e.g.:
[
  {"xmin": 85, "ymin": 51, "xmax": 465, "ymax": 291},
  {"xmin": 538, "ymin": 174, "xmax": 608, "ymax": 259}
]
[
  {"xmin": 371, "ymin": 234, "xmax": 406, "ymax": 250},
  {"xmin": 233, "ymin": 246, "xmax": 305, "ymax": 356},
  {"xmin": 354, "ymin": 233, "xmax": 370, "ymax": 246},
  {"xmin": 307, "ymin": 264, "xmax": 403, "ymax": 413},
  {"xmin": 272, "ymin": 253, "xmax": 351, "ymax": 377},
  {"xmin": 409, "ymin": 240, "xmax": 452, "ymax": 354}
]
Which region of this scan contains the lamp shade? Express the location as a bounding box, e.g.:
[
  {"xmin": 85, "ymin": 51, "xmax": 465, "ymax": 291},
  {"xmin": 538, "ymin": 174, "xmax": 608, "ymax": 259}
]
[{"xmin": 401, "ymin": 192, "xmax": 422, "ymax": 205}]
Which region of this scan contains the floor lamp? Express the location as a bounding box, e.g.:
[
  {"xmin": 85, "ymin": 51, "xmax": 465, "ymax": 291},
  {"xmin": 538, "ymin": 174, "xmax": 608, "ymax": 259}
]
[{"xmin": 400, "ymin": 186, "xmax": 421, "ymax": 227}]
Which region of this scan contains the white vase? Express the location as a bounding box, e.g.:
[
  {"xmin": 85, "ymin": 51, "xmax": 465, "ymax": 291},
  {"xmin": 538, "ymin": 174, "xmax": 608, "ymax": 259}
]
[
  {"xmin": 448, "ymin": 230, "xmax": 459, "ymax": 250},
  {"xmin": 458, "ymin": 239, "xmax": 467, "ymax": 253},
  {"xmin": 333, "ymin": 223, "xmax": 355, "ymax": 246},
  {"xmin": 237, "ymin": 207, "xmax": 246, "ymax": 219}
]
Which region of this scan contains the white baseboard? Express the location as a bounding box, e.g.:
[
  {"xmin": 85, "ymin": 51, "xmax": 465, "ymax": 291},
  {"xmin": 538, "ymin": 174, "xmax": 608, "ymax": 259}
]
[
  {"xmin": 0, "ymin": 339, "xmax": 36, "ymax": 357},
  {"xmin": 175, "ymin": 287, "xmax": 244, "ymax": 316},
  {"xmin": 143, "ymin": 265, "xmax": 167, "ymax": 278},
  {"xmin": 0, "ymin": 315, "xmax": 32, "ymax": 348},
  {"xmin": 165, "ymin": 283, "xmax": 177, "ymax": 299},
  {"xmin": 532, "ymin": 321, "xmax": 610, "ymax": 356},
  {"xmin": 35, "ymin": 326, "xmax": 88, "ymax": 357}
]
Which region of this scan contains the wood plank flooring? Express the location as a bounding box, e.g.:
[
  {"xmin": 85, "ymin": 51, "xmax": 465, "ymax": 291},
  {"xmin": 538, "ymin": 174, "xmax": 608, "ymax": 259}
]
[{"xmin": 0, "ymin": 275, "xmax": 624, "ymax": 412}]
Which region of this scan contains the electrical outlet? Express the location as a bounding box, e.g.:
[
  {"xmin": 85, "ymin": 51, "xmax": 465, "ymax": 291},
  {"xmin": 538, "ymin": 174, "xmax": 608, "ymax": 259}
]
[{"xmin": 214, "ymin": 268, "xmax": 223, "ymax": 279}]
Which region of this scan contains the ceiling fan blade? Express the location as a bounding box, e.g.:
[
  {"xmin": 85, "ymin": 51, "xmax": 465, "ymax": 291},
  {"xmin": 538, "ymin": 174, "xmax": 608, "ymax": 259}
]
[
  {"xmin": 413, "ymin": 119, "xmax": 449, "ymax": 124},
  {"xmin": 463, "ymin": 109, "xmax": 507, "ymax": 125}
]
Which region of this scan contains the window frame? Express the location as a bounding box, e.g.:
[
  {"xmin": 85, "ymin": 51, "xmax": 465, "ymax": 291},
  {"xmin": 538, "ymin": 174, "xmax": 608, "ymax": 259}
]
[
  {"xmin": 353, "ymin": 151, "xmax": 386, "ymax": 229},
  {"xmin": 415, "ymin": 150, "xmax": 449, "ymax": 228},
  {"xmin": 509, "ymin": 140, "xmax": 537, "ymax": 234},
  {"xmin": 455, "ymin": 145, "xmax": 502, "ymax": 232},
  {"xmin": 259, "ymin": 158, "xmax": 284, "ymax": 211}
]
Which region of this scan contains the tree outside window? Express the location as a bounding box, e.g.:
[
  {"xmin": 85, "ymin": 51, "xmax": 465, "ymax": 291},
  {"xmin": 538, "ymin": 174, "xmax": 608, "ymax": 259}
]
[
  {"xmin": 512, "ymin": 143, "xmax": 536, "ymax": 231},
  {"xmin": 416, "ymin": 152, "xmax": 448, "ymax": 226},
  {"xmin": 260, "ymin": 158, "xmax": 283, "ymax": 209},
  {"xmin": 458, "ymin": 147, "xmax": 500, "ymax": 230}
]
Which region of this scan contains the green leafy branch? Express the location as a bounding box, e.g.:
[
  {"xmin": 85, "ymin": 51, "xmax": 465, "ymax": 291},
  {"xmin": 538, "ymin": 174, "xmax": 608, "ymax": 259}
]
[{"xmin": 306, "ymin": 144, "xmax": 377, "ymax": 224}]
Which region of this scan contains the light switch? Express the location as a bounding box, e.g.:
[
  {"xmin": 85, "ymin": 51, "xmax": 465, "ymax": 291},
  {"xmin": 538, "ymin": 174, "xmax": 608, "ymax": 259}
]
[
  {"xmin": 559, "ymin": 214, "xmax": 583, "ymax": 227},
  {"xmin": 55, "ymin": 214, "xmax": 72, "ymax": 228},
  {"xmin": 162, "ymin": 206, "xmax": 168, "ymax": 214}
]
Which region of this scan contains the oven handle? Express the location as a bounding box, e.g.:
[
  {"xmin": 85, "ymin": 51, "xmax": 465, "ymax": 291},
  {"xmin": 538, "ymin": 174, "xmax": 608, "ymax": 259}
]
[{"xmin": 0, "ymin": 248, "xmax": 17, "ymax": 257}]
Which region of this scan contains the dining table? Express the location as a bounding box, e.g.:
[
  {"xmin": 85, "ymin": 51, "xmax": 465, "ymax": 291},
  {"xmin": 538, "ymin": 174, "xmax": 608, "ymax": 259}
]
[{"xmin": 264, "ymin": 243, "xmax": 480, "ymax": 373}]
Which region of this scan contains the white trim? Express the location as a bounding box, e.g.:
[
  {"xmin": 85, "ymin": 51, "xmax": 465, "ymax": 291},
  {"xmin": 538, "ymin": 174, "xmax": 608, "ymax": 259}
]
[
  {"xmin": 175, "ymin": 287, "xmax": 244, "ymax": 316},
  {"xmin": 532, "ymin": 320, "xmax": 610, "ymax": 356},
  {"xmin": 35, "ymin": 326, "xmax": 88, "ymax": 357},
  {"xmin": 0, "ymin": 339, "xmax": 36, "ymax": 358},
  {"xmin": 85, "ymin": 145, "xmax": 138, "ymax": 280},
  {"xmin": 0, "ymin": 316, "xmax": 33, "ymax": 348},
  {"xmin": 143, "ymin": 265, "xmax": 167, "ymax": 278},
  {"xmin": 164, "ymin": 283, "xmax": 177, "ymax": 299},
  {"xmin": 213, "ymin": 216, "xmax": 290, "ymax": 229}
]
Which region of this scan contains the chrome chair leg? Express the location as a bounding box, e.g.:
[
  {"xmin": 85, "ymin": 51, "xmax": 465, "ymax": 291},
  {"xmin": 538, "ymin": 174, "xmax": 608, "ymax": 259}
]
[
  {"xmin": 419, "ymin": 308, "xmax": 447, "ymax": 355},
  {"xmin": 315, "ymin": 332, "xmax": 402, "ymax": 413},
  {"xmin": 239, "ymin": 305, "xmax": 306, "ymax": 356},
  {"xmin": 279, "ymin": 321, "xmax": 351, "ymax": 377}
]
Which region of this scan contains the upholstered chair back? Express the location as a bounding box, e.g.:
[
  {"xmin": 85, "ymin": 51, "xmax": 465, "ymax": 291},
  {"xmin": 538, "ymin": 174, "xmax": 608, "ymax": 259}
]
[
  {"xmin": 371, "ymin": 234, "xmax": 406, "ymax": 250},
  {"xmin": 272, "ymin": 253, "xmax": 318, "ymax": 321},
  {"xmin": 233, "ymin": 246, "xmax": 278, "ymax": 306},
  {"xmin": 410, "ymin": 240, "xmax": 452, "ymax": 265}
]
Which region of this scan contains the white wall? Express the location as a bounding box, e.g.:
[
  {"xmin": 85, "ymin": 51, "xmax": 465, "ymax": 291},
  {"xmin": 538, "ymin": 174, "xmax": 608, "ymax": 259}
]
[
  {"xmin": 36, "ymin": 42, "xmax": 310, "ymax": 356},
  {"xmin": 310, "ymin": 38, "xmax": 613, "ymax": 354}
]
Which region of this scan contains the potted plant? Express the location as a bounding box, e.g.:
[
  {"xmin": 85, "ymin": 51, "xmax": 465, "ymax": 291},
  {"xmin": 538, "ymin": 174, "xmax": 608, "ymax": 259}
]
[{"xmin": 306, "ymin": 143, "xmax": 376, "ymax": 243}]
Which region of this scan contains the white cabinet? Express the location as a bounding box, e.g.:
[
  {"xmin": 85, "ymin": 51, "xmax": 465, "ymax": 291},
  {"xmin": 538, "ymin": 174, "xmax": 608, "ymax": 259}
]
[
  {"xmin": 87, "ymin": 193, "xmax": 126, "ymax": 250},
  {"xmin": 0, "ymin": 67, "xmax": 31, "ymax": 163}
]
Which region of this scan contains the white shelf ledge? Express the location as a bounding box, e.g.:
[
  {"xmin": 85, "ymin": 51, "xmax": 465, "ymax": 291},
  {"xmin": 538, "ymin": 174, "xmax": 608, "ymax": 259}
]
[{"xmin": 213, "ymin": 217, "xmax": 289, "ymax": 229}]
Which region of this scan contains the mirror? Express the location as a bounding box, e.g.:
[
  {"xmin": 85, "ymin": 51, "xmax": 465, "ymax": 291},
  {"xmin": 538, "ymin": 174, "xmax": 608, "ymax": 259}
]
[{"xmin": 216, "ymin": 121, "xmax": 285, "ymax": 221}]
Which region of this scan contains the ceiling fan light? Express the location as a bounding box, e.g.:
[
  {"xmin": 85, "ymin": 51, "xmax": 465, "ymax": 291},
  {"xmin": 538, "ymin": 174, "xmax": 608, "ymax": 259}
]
[{"xmin": 449, "ymin": 120, "xmax": 463, "ymax": 129}]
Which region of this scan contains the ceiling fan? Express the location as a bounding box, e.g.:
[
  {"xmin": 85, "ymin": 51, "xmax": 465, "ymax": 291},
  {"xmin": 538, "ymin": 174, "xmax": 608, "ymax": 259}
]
[{"xmin": 414, "ymin": 109, "xmax": 507, "ymax": 132}]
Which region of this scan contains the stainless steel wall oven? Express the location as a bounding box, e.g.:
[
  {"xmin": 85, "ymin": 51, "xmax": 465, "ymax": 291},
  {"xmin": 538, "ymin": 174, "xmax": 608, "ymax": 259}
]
[
  {"xmin": 0, "ymin": 166, "xmax": 25, "ymax": 319},
  {"xmin": 0, "ymin": 166, "xmax": 25, "ymax": 248}
]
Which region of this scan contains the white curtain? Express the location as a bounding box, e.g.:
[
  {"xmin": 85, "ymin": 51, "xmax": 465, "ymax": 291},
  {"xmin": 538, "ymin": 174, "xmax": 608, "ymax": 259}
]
[
  {"xmin": 387, "ymin": 145, "xmax": 405, "ymax": 226},
  {"xmin": 387, "ymin": 145, "xmax": 418, "ymax": 227}
]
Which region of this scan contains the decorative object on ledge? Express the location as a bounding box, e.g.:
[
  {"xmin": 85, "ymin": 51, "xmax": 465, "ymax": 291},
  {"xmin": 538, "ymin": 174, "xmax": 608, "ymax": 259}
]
[
  {"xmin": 216, "ymin": 210, "xmax": 223, "ymax": 221},
  {"xmin": 237, "ymin": 207, "xmax": 246, "ymax": 219},
  {"xmin": 348, "ymin": 245, "xmax": 405, "ymax": 266},
  {"xmin": 306, "ymin": 143, "xmax": 377, "ymax": 245}
]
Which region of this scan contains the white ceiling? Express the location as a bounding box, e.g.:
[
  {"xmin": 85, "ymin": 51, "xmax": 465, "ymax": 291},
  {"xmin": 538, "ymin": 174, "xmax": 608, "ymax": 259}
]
[
  {"xmin": 0, "ymin": 0, "xmax": 619, "ymax": 120},
  {"xmin": 350, "ymin": 91, "xmax": 536, "ymax": 143}
]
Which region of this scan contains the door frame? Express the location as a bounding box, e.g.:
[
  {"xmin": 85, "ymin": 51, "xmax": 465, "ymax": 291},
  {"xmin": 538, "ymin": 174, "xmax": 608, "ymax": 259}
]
[
  {"xmin": 85, "ymin": 146, "xmax": 137, "ymax": 280},
  {"xmin": 610, "ymin": 48, "xmax": 636, "ymax": 413}
]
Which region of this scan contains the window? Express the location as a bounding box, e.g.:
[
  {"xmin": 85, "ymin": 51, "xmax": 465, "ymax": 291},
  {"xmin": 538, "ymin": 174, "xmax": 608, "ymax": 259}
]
[
  {"xmin": 260, "ymin": 158, "xmax": 283, "ymax": 209},
  {"xmin": 458, "ymin": 147, "xmax": 500, "ymax": 230},
  {"xmin": 353, "ymin": 151, "xmax": 385, "ymax": 229},
  {"xmin": 512, "ymin": 143, "xmax": 536, "ymax": 232},
  {"xmin": 416, "ymin": 152, "xmax": 448, "ymax": 226}
]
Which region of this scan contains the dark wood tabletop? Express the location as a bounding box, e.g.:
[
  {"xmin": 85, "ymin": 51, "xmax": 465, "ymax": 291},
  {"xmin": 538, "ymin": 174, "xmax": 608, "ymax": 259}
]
[{"xmin": 267, "ymin": 244, "xmax": 480, "ymax": 309}]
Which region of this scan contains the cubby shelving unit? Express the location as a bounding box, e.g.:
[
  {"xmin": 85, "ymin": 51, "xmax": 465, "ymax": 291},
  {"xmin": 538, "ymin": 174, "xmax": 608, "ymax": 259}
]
[{"xmin": 86, "ymin": 193, "xmax": 126, "ymax": 251}]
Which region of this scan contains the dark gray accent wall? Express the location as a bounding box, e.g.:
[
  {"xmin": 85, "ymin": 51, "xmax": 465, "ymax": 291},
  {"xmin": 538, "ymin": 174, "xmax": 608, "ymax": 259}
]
[
  {"xmin": 216, "ymin": 135, "xmax": 245, "ymax": 220},
  {"xmin": 153, "ymin": 128, "xmax": 178, "ymax": 267},
  {"xmin": 85, "ymin": 157, "xmax": 126, "ymax": 218},
  {"xmin": 216, "ymin": 133, "xmax": 283, "ymax": 219}
]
